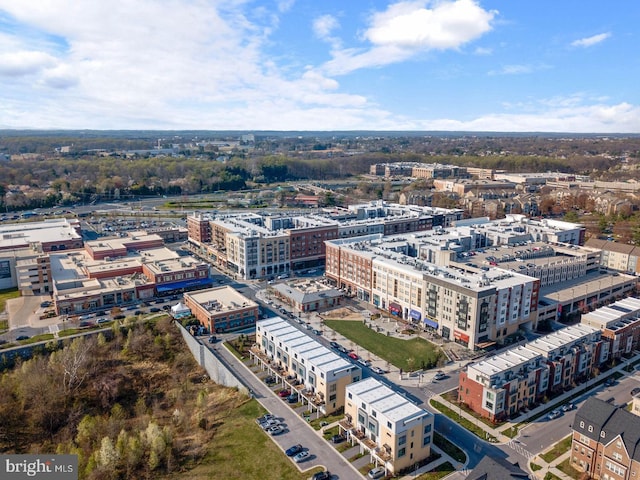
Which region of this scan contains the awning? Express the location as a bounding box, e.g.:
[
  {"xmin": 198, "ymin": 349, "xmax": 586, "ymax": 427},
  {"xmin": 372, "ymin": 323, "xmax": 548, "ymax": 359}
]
[
  {"xmin": 424, "ymin": 318, "xmax": 438, "ymax": 329},
  {"xmin": 389, "ymin": 302, "xmax": 401, "ymax": 314},
  {"xmin": 409, "ymin": 309, "xmax": 421, "ymax": 321},
  {"xmin": 156, "ymin": 278, "xmax": 213, "ymax": 293},
  {"xmin": 454, "ymin": 330, "xmax": 470, "ymax": 343}
]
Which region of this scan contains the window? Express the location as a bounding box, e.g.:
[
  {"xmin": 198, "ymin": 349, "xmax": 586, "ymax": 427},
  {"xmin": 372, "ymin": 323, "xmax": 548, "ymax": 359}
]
[
  {"xmin": 612, "ymin": 452, "xmax": 622, "ymax": 461},
  {"xmin": 398, "ymin": 435, "xmax": 406, "ymax": 446},
  {"xmin": 424, "ymin": 424, "xmax": 432, "ymax": 434},
  {"xmin": 580, "ymin": 421, "xmax": 585, "ymax": 428},
  {"xmin": 588, "ymin": 426, "xmax": 593, "ymax": 433},
  {"xmin": 423, "ymin": 435, "xmax": 431, "ymax": 447},
  {"xmin": 348, "ymin": 392, "xmax": 352, "ymax": 399},
  {"xmin": 398, "ymin": 447, "xmax": 406, "ymax": 458},
  {"xmin": 387, "ymin": 421, "xmax": 392, "ymax": 429}
]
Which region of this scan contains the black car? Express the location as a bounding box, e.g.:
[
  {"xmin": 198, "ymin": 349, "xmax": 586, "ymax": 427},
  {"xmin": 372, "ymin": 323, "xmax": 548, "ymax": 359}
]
[
  {"xmin": 16, "ymin": 335, "xmax": 30, "ymax": 341},
  {"xmin": 113, "ymin": 314, "xmax": 126, "ymax": 320},
  {"xmin": 631, "ymin": 387, "xmax": 640, "ymax": 396},
  {"xmin": 312, "ymin": 471, "xmax": 331, "ymax": 480},
  {"xmin": 149, "ymin": 307, "xmax": 161, "ymax": 313},
  {"xmin": 285, "ymin": 444, "xmax": 303, "ymax": 457},
  {"xmin": 331, "ymin": 434, "xmax": 345, "ymax": 444},
  {"xmin": 329, "ymin": 341, "xmax": 340, "ymax": 349}
]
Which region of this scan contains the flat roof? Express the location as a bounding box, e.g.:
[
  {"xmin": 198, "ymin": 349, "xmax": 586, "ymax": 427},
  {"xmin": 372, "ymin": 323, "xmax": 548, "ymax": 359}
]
[
  {"xmin": 347, "ymin": 377, "xmax": 430, "ymax": 424},
  {"xmin": 184, "ymin": 286, "xmax": 257, "ymax": 311}
]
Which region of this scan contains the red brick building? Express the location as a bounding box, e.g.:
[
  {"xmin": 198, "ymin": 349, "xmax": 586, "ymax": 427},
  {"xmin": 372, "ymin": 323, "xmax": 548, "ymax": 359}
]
[{"xmin": 289, "ymin": 224, "xmax": 338, "ymax": 270}]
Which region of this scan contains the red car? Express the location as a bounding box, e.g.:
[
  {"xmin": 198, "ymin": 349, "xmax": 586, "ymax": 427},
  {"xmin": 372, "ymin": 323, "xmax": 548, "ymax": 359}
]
[
  {"xmin": 278, "ymin": 389, "xmax": 291, "ymax": 398},
  {"xmin": 348, "ymin": 352, "xmax": 358, "ymax": 360}
]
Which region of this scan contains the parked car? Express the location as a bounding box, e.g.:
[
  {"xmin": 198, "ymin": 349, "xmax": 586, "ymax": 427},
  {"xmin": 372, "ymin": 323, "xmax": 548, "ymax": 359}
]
[
  {"xmin": 285, "ymin": 444, "xmax": 303, "ymax": 457},
  {"xmin": 434, "ymin": 371, "xmax": 446, "ymax": 381},
  {"xmin": 267, "ymin": 425, "xmax": 284, "ymax": 436},
  {"xmin": 331, "ymin": 434, "xmax": 346, "ymax": 444},
  {"xmin": 368, "ymin": 467, "xmax": 386, "ymax": 479},
  {"xmin": 260, "ymin": 419, "xmax": 280, "ymax": 430},
  {"xmin": 149, "ymin": 307, "xmax": 161, "ymax": 313},
  {"xmin": 264, "ymin": 376, "xmax": 276, "ymax": 385},
  {"xmin": 293, "ymin": 451, "xmax": 310, "ymax": 463},
  {"xmin": 371, "ymin": 366, "xmax": 385, "ymax": 375},
  {"xmin": 256, "ymin": 414, "xmax": 275, "ymax": 424},
  {"xmin": 348, "ymin": 352, "xmax": 358, "ymax": 360},
  {"xmin": 329, "ymin": 341, "xmax": 340, "ymax": 349},
  {"xmin": 561, "ymin": 403, "xmax": 575, "ymax": 412},
  {"xmin": 631, "ymin": 387, "xmax": 640, "ymax": 396},
  {"xmin": 208, "ymin": 335, "xmax": 217, "ymax": 344},
  {"xmin": 311, "ymin": 471, "xmax": 331, "ymax": 480},
  {"xmin": 287, "ymin": 394, "xmax": 299, "ymax": 404},
  {"xmin": 39, "ymin": 301, "xmax": 51, "ymax": 308},
  {"xmin": 16, "ymin": 335, "xmax": 30, "ymax": 341},
  {"xmin": 278, "ymin": 389, "xmax": 291, "ymax": 398},
  {"xmin": 547, "ymin": 410, "xmax": 562, "ymax": 420},
  {"xmin": 313, "ymin": 329, "xmax": 322, "ymax": 335},
  {"xmin": 113, "ymin": 314, "xmax": 126, "ymax": 320},
  {"xmin": 605, "ymin": 378, "xmax": 616, "ymax": 387},
  {"xmin": 357, "ymin": 358, "xmax": 370, "ymax": 367}
]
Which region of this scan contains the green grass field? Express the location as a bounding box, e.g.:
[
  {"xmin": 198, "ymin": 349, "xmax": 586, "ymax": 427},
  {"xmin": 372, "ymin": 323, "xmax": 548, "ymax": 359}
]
[
  {"xmin": 172, "ymin": 399, "xmax": 322, "ymax": 480},
  {"xmin": 323, "ymin": 319, "xmax": 443, "ymax": 371},
  {"xmin": 0, "ymin": 288, "xmax": 20, "ymax": 313}
]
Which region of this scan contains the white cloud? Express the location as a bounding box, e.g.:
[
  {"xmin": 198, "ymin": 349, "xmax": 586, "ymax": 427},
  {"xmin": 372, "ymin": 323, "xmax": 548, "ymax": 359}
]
[
  {"xmin": 571, "ymin": 32, "xmax": 611, "ymax": 48},
  {"xmin": 0, "ymin": 50, "xmax": 57, "ymax": 76},
  {"xmin": 313, "ymin": 14, "xmax": 339, "ymax": 40},
  {"xmin": 321, "ymin": 0, "xmax": 496, "ymax": 75},
  {"xmin": 474, "ymin": 46, "xmax": 492, "ymax": 55}
]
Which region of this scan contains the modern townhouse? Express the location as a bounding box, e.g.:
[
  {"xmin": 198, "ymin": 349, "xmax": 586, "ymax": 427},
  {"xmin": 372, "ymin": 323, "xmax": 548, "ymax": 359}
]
[
  {"xmin": 253, "ymin": 317, "xmax": 362, "ymax": 415},
  {"xmin": 340, "ymin": 377, "xmax": 434, "ymax": 475}
]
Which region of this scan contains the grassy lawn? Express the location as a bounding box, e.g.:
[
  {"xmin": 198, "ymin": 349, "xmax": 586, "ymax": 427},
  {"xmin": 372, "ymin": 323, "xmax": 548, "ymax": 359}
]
[
  {"xmin": 0, "ymin": 288, "xmax": 20, "ymax": 313},
  {"xmin": 310, "ymin": 410, "xmax": 344, "ymax": 431},
  {"xmin": 540, "ymin": 436, "xmax": 572, "ymax": 464},
  {"xmin": 530, "ymin": 462, "xmax": 542, "ymax": 471},
  {"xmin": 416, "ymin": 461, "xmax": 455, "ymax": 480},
  {"xmin": 557, "ymin": 458, "xmax": 581, "ymax": 478},
  {"xmin": 434, "ymin": 432, "xmax": 466, "ymax": 463},
  {"xmin": 173, "ymin": 399, "xmax": 322, "ymax": 480},
  {"xmin": 430, "ymin": 399, "xmax": 497, "ymax": 442},
  {"xmin": 323, "ymin": 320, "xmax": 442, "ymax": 370},
  {"xmin": 543, "ymin": 473, "xmax": 562, "ymax": 480}
]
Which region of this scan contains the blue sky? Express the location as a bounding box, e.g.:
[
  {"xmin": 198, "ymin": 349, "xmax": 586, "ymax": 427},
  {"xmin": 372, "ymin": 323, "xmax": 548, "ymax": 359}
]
[{"xmin": 0, "ymin": 0, "xmax": 638, "ymax": 132}]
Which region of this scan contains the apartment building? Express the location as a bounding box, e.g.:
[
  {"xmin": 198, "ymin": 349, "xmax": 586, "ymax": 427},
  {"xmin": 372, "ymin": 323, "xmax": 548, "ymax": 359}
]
[
  {"xmin": 459, "ymin": 325, "xmax": 602, "ymax": 421},
  {"xmin": 141, "ymin": 255, "xmax": 212, "ymax": 295},
  {"xmin": 183, "ymin": 286, "xmax": 258, "ymax": 333},
  {"xmin": 254, "ymin": 317, "xmax": 362, "ymax": 415},
  {"xmin": 571, "ymin": 397, "xmax": 640, "ymax": 479},
  {"xmin": 586, "ymin": 238, "xmax": 640, "ymax": 275},
  {"xmin": 581, "ymin": 297, "xmax": 640, "ymax": 361},
  {"xmin": 326, "ymin": 234, "xmax": 540, "ymax": 349},
  {"xmin": 185, "ymin": 202, "xmax": 463, "ymax": 280},
  {"xmin": 341, "ymin": 377, "xmax": 434, "ymax": 475}
]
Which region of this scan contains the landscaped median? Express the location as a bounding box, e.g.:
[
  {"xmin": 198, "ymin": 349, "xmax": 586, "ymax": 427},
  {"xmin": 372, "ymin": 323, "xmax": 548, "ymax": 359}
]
[
  {"xmin": 429, "ymin": 396, "xmax": 499, "ymax": 442},
  {"xmin": 323, "ymin": 319, "xmax": 443, "ymax": 371}
]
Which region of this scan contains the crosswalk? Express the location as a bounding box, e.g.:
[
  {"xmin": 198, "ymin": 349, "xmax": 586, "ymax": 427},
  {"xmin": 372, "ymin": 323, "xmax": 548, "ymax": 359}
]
[
  {"xmin": 49, "ymin": 324, "xmax": 60, "ymax": 338},
  {"xmin": 507, "ymin": 439, "xmax": 533, "ymax": 459}
]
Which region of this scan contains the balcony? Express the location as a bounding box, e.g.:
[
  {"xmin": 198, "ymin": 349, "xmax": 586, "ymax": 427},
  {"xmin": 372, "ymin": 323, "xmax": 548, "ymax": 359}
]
[
  {"xmin": 339, "ymin": 419, "xmax": 353, "ymax": 430},
  {"xmin": 374, "ymin": 446, "xmax": 393, "ymax": 462}
]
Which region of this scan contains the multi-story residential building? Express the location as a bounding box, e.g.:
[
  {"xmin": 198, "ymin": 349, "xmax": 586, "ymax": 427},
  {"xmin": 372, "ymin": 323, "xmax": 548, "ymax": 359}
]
[
  {"xmin": 586, "ymin": 238, "xmax": 640, "ymax": 275},
  {"xmin": 187, "ymin": 212, "xmax": 212, "ymax": 244},
  {"xmin": 459, "ymin": 325, "xmax": 602, "ymax": 421},
  {"xmin": 326, "ymin": 234, "xmax": 540, "ymax": 349},
  {"xmin": 412, "ymin": 163, "xmax": 468, "ymax": 179},
  {"xmin": 581, "ymin": 297, "xmax": 640, "ymax": 361},
  {"xmin": 340, "ymin": 377, "xmax": 434, "ymax": 475},
  {"xmin": 254, "ymin": 317, "xmax": 362, "ymax": 415},
  {"xmin": 185, "ymin": 202, "xmax": 463, "ymax": 280},
  {"xmin": 183, "ymin": 286, "xmax": 258, "ymax": 333},
  {"xmin": 571, "ymin": 397, "xmax": 640, "ymax": 479}
]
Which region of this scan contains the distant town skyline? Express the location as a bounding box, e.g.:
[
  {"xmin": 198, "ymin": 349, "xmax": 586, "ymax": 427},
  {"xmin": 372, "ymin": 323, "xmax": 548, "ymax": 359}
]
[{"xmin": 1, "ymin": 0, "xmax": 638, "ymax": 133}]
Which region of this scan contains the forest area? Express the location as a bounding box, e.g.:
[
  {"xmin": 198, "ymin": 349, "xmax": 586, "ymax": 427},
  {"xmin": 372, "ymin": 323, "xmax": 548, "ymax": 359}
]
[{"xmin": 0, "ymin": 317, "xmax": 246, "ymax": 479}]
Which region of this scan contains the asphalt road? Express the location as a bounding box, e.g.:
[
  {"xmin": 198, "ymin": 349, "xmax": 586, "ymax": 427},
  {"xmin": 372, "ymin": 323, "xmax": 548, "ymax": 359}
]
[{"xmin": 208, "ymin": 337, "xmax": 363, "ymax": 480}]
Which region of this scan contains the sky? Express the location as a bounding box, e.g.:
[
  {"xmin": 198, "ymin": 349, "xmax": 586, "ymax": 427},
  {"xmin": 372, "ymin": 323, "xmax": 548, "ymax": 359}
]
[{"xmin": 0, "ymin": 0, "xmax": 639, "ymax": 133}]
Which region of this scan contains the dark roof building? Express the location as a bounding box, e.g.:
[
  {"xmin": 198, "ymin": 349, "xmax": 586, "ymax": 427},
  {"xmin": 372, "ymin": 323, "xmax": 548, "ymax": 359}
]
[
  {"xmin": 465, "ymin": 456, "xmax": 530, "ymax": 480},
  {"xmin": 571, "ymin": 397, "xmax": 640, "ymax": 478}
]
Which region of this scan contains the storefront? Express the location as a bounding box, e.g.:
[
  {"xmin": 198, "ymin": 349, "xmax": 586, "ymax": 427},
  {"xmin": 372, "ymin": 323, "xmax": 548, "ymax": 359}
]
[
  {"xmin": 389, "ymin": 302, "xmax": 402, "ymax": 316},
  {"xmin": 454, "ymin": 330, "xmax": 470, "ymax": 347},
  {"xmin": 409, "ymin": 309, "xmax": 422, "ymax": 322}
]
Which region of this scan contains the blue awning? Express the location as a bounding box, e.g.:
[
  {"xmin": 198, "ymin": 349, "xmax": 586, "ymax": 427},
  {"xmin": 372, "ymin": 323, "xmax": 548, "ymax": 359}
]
[
  {"xmin": 410, "ymin": 309, "xmax": 421, "ymax": 321},
  {"xmin": 156, "ymin": 278, "xmax": 213, "ymax": 293},
  {"xmin": 424, "ymin": 318, "xmax": 439, "ymax": 329}
]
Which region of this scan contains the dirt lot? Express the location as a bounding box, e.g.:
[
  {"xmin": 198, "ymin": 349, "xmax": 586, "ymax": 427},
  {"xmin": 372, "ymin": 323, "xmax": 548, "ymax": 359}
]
[{"xmin": 319, "ymin": 306, "xmax": 364, "ymax": 321}]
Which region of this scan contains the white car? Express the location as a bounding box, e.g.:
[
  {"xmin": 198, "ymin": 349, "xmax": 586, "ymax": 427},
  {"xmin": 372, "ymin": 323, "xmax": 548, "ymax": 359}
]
[
  {"xmin": 293, "ymin": 451, "xmax": 310, "ymax": 463},
  {"xmin": 433, "ymin": 371, "xmax": 446, "ymax": 381},
  {"xmin": 547, "ymin": 410, "xmax": 562, "ymax": 420},
  {"xmin": 371, "ymin": 366, "xmax": 385, "ymax": 375},
  {"xmin": 368, "ymin": 467, "xmax": 385, "ymax": 479},
  {"xmin": 267, "ymin": 425, "xmax": 284, "ymax": 436}
]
